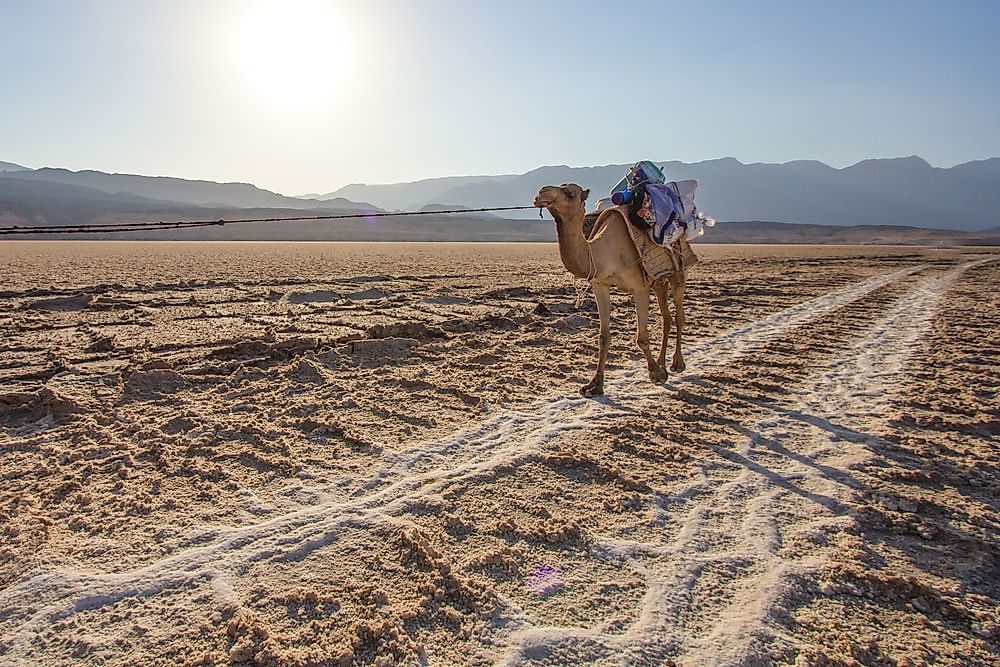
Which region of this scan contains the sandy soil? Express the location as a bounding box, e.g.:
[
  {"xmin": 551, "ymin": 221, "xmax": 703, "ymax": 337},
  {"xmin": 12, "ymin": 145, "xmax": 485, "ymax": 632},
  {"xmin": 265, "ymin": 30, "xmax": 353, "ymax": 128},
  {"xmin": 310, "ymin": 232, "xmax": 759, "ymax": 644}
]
[{"xmin": 0, "ymin": 241, "xmax": 997, "ymax": 667}]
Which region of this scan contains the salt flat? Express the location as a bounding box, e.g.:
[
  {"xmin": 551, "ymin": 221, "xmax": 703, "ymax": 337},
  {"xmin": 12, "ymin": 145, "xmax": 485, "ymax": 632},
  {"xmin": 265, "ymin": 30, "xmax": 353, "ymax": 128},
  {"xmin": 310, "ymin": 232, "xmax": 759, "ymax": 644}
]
[{"xmin": 1, "ymin": 242, "xmax": 997, "ymax": 666}]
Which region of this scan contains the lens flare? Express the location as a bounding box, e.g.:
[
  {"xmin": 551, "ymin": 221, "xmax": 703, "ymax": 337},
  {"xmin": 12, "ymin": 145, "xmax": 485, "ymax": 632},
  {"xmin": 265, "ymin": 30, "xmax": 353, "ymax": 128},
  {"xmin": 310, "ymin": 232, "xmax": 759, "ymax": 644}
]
[{"xmin": 528, "ymin": 565, "xmax": 563, "ymax": 596}]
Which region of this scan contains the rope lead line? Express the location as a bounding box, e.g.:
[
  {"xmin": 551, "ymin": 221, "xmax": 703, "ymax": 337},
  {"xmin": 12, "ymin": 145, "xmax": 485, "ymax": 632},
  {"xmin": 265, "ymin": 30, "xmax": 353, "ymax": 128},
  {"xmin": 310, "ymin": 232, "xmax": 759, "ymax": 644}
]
[{"xmin": 0, "ymin": 205, "xmax": 538, "ymax": 236}]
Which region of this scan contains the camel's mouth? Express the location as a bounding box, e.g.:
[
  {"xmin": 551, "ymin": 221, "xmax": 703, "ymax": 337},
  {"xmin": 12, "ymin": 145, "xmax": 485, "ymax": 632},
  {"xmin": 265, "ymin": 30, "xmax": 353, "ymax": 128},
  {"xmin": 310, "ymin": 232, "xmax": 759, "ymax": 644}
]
[{"xmin": 532, "ymin": 196, "xmax": 553, "ymax": 207}]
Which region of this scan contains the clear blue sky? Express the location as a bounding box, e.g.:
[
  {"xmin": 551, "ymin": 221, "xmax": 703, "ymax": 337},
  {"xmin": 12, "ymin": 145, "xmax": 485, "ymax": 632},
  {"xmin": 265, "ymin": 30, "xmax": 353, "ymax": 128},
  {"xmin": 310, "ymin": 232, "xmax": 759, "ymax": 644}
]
[{"xmin": 2, "ymin": 0, "xmax": 998, "ymax": 194}]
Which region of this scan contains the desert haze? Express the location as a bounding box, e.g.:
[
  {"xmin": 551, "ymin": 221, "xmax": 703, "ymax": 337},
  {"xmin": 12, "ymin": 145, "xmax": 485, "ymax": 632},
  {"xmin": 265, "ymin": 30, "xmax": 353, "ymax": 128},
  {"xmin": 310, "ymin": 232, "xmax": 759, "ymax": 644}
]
[
  {"xmin": 0, "ymin": 241, "xmax": 996, "ymax": 666},
  {"xmin": 4, "ymin": 157, "xmax": 1000, "ymax": 241}
]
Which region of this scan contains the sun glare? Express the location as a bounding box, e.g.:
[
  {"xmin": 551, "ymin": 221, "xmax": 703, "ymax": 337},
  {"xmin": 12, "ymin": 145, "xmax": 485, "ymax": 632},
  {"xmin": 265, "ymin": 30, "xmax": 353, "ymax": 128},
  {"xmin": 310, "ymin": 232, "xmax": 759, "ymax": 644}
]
[{"xmin": 232, "ymin": 0, "xmax": 351, "ymax": 106}]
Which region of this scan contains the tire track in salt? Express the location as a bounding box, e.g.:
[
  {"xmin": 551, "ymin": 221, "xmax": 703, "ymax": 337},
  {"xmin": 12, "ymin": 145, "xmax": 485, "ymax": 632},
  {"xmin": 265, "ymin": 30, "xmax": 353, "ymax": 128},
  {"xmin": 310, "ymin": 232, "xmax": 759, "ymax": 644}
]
[
  {"xmin": 0, "ymin": 264, "xmax": 928, "ymax": 661},
  {"xmin": 680, "ymin": 257, "xmax": 997, "ymax": 667},
  {"xmin": 496, "ymin": 259, "xmax": 991, "ymax": 666},
  {"xmin": 801, "ymin": 258, "xmax": 995, "ymax": 421}
]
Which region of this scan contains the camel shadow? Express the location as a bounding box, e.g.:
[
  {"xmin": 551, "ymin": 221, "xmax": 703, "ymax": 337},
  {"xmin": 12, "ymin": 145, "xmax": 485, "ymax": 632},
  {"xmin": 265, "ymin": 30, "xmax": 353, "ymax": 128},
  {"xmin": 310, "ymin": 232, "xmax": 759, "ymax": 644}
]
[
  {"xmin": 706, "ymin": 440, "xmax": 848, "ymax": 513},
  {"xmin": 667, "ymin": 379, "xmax": 861, "ymax": 513},
  {"xmin": 590, "ymin": 394, "xmax": 642, "ymax": 414},
  {"xmin": 672, "ymin": 375, "xmax": 996, "ymax": 595}
]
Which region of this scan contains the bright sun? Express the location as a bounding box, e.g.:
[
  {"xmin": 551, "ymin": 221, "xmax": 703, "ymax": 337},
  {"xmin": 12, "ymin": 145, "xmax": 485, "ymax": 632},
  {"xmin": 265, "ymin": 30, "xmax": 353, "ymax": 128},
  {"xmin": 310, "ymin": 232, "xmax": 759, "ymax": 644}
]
[{"xmin": 233, "ymin": 0, "xmax": 350, "ymax": 105}]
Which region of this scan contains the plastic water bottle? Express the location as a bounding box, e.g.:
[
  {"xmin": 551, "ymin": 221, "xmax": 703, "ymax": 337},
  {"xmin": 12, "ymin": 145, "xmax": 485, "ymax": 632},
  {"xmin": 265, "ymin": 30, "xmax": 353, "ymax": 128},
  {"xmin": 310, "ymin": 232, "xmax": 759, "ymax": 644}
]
[{"xmin": 611, "ymin": 189, "xmax": 633, "ymax": 206}]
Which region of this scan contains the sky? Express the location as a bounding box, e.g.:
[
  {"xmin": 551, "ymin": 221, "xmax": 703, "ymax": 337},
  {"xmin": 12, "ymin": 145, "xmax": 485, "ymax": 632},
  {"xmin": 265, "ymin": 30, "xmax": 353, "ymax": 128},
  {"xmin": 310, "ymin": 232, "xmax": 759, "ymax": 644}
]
[{"xmin": 2, "ymin": 0, "xmax": 999, "ymax": 195}]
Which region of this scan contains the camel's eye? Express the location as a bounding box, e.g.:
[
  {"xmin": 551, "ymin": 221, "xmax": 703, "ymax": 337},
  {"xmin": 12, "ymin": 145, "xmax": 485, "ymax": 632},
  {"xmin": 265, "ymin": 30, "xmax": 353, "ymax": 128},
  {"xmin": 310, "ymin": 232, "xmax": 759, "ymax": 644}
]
[{"xmin": 562, "ymin": 189, "xmax": 574, "ymax": 199}]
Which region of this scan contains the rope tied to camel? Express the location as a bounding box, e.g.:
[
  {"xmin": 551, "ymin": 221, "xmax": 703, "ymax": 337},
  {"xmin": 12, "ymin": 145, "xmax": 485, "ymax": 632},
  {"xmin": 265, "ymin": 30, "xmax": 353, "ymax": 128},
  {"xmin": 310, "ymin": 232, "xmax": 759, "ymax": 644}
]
[
  {"xmin": 573, "ymin": 241, "xmax": 597, "ymax": 309},
  {"xmin": 0, "ymin": 205, "xmax": 539, "ymax": 236}
]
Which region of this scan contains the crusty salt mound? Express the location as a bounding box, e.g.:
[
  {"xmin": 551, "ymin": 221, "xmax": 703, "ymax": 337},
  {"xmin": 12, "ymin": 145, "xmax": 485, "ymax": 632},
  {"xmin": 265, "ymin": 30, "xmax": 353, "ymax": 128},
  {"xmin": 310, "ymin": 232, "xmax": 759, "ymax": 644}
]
[{"xmin": 0, "ymin": 387, "xmax": 81, "ymax": 426}]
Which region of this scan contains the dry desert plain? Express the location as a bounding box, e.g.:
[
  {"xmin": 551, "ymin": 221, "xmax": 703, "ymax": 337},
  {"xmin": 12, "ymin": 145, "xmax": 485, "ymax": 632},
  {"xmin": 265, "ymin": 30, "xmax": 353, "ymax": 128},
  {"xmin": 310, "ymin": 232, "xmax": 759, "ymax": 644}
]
[{"xmin": 0, "ymin": 241, "xmax": 998, "ymax": 667}]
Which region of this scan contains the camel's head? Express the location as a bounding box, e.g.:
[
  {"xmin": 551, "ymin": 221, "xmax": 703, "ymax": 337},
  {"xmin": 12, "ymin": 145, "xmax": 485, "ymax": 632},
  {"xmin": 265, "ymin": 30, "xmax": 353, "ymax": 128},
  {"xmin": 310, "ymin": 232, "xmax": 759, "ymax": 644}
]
[{"xmin": 533, "ymin": 183, "xmax": 590, "ymax": 219}]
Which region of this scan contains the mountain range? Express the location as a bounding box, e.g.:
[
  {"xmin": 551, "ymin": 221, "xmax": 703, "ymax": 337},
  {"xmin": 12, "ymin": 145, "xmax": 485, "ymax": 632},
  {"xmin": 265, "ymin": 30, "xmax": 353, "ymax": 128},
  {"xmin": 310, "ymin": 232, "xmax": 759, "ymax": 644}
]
[
  {"xmin": 0, "ymin": 167, "xmax": 370, "ymax": 210},
  {"xmin": 302, "ymin": 174, "xmax": 518, "ymax": 212},
  {"xmin": 0, "ymin": 161, "xmax": 29, "ymax": 173},
  {"xmin": 1, "ymin": 156, "xmax": 999, "ymax": 241},
  {"xmin": 0, "ymin": 173, "xmax": 547, "ymax": 242},
  {"xmin": 317, "ymin": 157, "xmax": 1000, "ymax": 232}
]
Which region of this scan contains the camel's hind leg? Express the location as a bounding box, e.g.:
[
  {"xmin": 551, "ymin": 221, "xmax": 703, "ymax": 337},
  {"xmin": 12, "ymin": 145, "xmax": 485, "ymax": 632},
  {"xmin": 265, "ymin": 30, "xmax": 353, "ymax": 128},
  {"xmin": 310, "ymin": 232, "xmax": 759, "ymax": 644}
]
[
  {"xmin": 633, "ymin": 286, "xmax": 668, "ymax": 384},
  {"xmin": 654, "ymin": 279, "xmax": 671, "ymax": 370},
  {"xmin": 667, "ymin": 272, "xmax": 686, "ymax": 372},
  {"xmin": 581, "ymin": 282, "xmax": 612, "ymax": 397}
]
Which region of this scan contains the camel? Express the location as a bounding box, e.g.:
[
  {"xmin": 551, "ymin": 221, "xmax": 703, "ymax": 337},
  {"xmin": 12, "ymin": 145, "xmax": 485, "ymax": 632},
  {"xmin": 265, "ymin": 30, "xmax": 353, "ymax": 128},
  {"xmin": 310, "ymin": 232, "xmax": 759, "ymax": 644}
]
[{"xmin": 532, "ymin": 183, "xmax": 686, "ymax": 397}]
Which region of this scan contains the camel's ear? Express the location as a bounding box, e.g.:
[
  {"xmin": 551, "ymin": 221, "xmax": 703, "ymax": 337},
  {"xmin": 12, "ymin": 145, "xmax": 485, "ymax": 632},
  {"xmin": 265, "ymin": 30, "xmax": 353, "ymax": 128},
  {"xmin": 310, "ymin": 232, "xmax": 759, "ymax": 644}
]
[{"xmin": 581, "ymin": 188, "xmax": 590, "ymax": 202}]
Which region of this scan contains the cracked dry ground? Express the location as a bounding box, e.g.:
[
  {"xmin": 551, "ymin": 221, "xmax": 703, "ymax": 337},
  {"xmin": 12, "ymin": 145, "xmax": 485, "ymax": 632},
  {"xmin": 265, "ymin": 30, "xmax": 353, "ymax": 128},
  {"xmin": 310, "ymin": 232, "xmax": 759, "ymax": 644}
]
[{"xmin": 0, "ymin": 241, "xmax": 997, "ymax": 667}]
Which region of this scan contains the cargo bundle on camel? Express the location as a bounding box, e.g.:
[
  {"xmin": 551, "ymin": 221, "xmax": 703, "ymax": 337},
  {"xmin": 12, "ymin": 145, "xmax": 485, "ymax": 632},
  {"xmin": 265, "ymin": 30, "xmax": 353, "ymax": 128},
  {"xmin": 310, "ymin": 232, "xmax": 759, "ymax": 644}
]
[{"xmin": 533, "ymin": 161, "xmax": 716, "ymax": 397}]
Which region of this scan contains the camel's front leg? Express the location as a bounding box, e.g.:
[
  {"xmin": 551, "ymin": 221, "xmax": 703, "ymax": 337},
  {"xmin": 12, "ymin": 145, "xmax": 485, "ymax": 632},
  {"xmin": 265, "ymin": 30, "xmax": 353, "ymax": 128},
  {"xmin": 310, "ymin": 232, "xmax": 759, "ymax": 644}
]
[
  {"xmin": 654, "ymin": 280, "xmax": 670, "ymax": 370},
  {"xmin": 581, "ymin": 283, "xmax": 612, "ymax": 397},
  {"xmin": 668, "ymin": 272, "xmax": 686, "ymax": 372},
  {"xmin": 634, "ymin": 286, "xmax": 667, "ymax": 384}
]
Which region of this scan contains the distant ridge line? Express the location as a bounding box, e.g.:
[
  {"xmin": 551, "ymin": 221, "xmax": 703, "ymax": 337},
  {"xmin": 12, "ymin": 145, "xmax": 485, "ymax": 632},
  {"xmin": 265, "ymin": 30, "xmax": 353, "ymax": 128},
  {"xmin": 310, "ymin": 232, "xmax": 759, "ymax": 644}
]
[{"xmin": 4, "ymin": 155, "xmax": 1000, "ymax": 232}]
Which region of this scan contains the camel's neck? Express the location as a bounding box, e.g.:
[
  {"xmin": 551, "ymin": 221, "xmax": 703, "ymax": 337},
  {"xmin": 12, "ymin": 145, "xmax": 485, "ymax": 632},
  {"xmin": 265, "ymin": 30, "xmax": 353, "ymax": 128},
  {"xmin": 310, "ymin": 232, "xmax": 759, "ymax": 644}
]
[{"xmin": 550, "ymin": 206, "xmax": 591, "ymax": 279}]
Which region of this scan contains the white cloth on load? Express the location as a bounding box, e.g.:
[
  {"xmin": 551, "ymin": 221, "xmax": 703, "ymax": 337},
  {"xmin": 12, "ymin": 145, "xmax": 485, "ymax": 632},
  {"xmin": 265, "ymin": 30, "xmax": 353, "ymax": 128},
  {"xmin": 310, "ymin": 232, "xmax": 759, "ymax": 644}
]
[
  {"xmin": 668, "ymin": 180, "xmax": 698, "ymax": 217},
  {"xmin": 657, "ymin": 180, "xmax": 716, "ymax": 244},
  {"xmin": 670, "ymin": 180, "xmax": 716, "ymax": 241}
]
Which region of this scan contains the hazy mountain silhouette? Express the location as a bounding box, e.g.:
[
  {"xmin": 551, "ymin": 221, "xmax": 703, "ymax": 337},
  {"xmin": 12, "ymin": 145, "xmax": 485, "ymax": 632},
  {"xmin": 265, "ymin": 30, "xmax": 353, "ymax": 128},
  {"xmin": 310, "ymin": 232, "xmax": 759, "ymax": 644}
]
[
  {"xmin": 0, "ymin": 161, "xmax": 29, "ymax": 172},
  {"xmin": 0, "ymin": 181, "xmax": 550, "ymax": 242},
  {"xmin": 0, "ymin": 175, "xmax": 547, "ymax": 241},
  {"xmin": 335, "ymin": 157, "xmax": 1000, "ymax": 232},
  {"xmin": 0, "ymin": 175, "xmax": 371, "ymax": 226},
  {"xmin": 2, "ymin": 173, "xmax": 995, "ymax": 244},
  {"xmin": 315, "ymin": 174, "xmax": 518, "ymax": 211},
  {"xmin": 4, "ymin": 156, "xmax": 999, "ymax": 240},
  {"xmin": 3, "ymin": 167, "xmax": 370, "ymax": 210}
]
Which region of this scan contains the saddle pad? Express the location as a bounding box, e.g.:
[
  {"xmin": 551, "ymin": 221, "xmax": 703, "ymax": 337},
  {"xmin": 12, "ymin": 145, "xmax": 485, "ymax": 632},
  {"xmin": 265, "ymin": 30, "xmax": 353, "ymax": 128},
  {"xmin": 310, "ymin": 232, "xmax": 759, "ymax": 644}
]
[{"xmin": 618, "ymin": 206, "xmax": 698, "ymax": 279}]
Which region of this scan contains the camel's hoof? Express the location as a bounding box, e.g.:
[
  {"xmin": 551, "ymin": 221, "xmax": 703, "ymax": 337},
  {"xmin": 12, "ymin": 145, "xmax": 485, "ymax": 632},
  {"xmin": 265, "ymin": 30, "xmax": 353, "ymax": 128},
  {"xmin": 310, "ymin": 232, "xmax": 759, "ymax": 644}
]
[
  {"xmin": 670, "ymin": 359, "xmax": 686, "ymax": 373},
  {"xmin": 648, "ymin": 365, "xmax": 668, "ymax": 384},
  {"xmin": 580, "ymin": 384, "xmax": 604, "ymax": 398}
]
